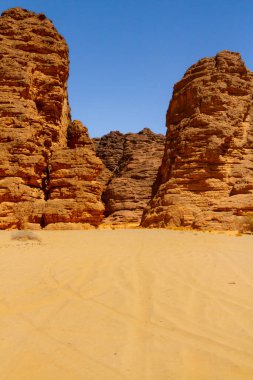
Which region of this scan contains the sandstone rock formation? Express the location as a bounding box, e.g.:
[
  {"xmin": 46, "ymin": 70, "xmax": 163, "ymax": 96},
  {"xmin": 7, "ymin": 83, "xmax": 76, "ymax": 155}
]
[
  {"xmin": 94, "ymin": 129, "xmax": 165, "ymax": 225},
  {"xmin": 142, "ymin": 51, "xmax": 253, "ymax": 230},
  {"xmin": 0, "ymin": 8, "xmax": 104, "ymax": 229}
]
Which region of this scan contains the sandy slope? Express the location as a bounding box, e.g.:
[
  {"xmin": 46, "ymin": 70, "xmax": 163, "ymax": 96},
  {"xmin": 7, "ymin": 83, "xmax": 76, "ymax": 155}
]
[{"xmin": 0, "ymin": 229, "xmax": 252, "ymax": 380}]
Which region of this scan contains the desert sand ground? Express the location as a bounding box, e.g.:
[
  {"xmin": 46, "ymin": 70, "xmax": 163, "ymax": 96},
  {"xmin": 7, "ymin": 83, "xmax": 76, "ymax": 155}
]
[{"xmin": 0, "ymin": 229, "xmax": 252, "ymax": 380}]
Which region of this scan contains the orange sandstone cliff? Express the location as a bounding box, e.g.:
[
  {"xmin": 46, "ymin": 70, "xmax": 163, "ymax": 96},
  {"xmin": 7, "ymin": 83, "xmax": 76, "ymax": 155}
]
[
  {"xmin": 0, "ymin": 8, "xmax": 104, "ymax": 229},
  {"xmin": 142, "ymin": 51, "xmax": 253, "ymax": 230}
]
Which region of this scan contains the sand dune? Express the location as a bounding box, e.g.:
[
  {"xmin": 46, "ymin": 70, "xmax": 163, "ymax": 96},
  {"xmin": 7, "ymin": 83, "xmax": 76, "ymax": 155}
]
[{"xmin": 0, "ymin": 229, "xmax": 252, "ymax": 380}]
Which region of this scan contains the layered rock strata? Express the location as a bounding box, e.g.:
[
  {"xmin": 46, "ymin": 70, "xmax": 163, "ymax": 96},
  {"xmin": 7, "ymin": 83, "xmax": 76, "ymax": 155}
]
[
  {"xmin": 0, "ymin": 8, "xmax": 103, "ymax": 229},
  {"xmin": 142, "ymin": 51, "xmax": 253, "ymax": 230},
  {"xmin": 94, "ymin": 129, "xmax": 165, "ymax": 225}
]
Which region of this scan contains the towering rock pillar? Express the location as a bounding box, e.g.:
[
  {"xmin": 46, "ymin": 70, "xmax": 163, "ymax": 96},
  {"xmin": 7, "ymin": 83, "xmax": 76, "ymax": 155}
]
[
  {"xmin": 0, "ymin": 8, "xmax": 104, "ymax": 229},
  {"xmin": 142, "ymin": 51, "xmax": 253, "ymax": 230}
]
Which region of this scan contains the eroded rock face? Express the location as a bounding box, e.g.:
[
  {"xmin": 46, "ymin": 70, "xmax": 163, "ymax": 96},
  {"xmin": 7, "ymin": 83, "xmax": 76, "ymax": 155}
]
[
  {"xmin": 0, "ymin": 8, "xmax": 103, "ymax": 229},
  {"xmin": 142, "ymin": 51, "xmax": 253, "ymax": 230},
  {"xmin": 94, "ymin": 129, "xmax": 165, "ymax": 225},
  {"xmin": 93, "ymin": 131, "xmax": 125, "ymax": 189}
]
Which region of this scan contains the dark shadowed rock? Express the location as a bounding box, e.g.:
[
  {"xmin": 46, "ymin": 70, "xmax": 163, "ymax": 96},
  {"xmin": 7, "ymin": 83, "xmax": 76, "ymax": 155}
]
[{"xmin": 94, "ymin": 128, "xmax": 165, "ymax": 225}]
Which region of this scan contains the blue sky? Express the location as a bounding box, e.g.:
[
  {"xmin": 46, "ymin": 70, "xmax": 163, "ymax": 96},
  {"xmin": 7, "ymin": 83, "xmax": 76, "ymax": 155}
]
[{"xmin": 1, "ymin": 0, "xmax": 253, "ymax": 137}]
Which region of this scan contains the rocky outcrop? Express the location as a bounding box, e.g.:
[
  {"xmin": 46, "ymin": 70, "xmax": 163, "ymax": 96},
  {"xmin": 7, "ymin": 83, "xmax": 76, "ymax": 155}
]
[
  {"xmin": 0, "ymin": 8, "xmax": 104, "ymax": 229},
  {"xmin": 94, "ymin": 129, "xmax": 165, "ymax": 225},
  {"xmin": 142, "ymin": 51, "xmax": 253, "ymax": 230}
]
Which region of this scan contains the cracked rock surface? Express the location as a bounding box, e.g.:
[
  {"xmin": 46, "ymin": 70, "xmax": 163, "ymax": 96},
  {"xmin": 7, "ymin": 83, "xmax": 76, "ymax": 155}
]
[{"xmin": 0, "ymin": 8, "xmax": 104, "ymax": 229}]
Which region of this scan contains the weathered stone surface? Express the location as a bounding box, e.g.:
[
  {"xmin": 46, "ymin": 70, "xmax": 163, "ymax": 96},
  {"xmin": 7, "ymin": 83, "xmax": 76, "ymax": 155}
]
[
  {"xmin": 142, "ymin": 51, "xmax": 253, "ymax": 230},
  {"xmin": 93, "ymin": 131, "xmax": 125, "ymax": 189},
  {"xmin": 0, "ymin": 8, "xmax": 103, "ymax": 229},
  {"xmin": 94, "ymin": 129, "xmax": 165, "ymax": 225}
]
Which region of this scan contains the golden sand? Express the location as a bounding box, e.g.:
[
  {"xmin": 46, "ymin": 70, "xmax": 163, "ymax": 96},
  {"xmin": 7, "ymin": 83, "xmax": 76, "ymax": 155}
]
[{"xmin": 0, "ymin": 229, "xmax": 252, "ymax": 380}]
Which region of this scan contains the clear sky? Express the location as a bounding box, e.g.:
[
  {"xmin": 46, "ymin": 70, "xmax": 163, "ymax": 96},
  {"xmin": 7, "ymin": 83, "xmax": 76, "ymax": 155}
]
[{"xmin": 1, "ymin": 0, "xmax": 253, "ymax": 137}]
